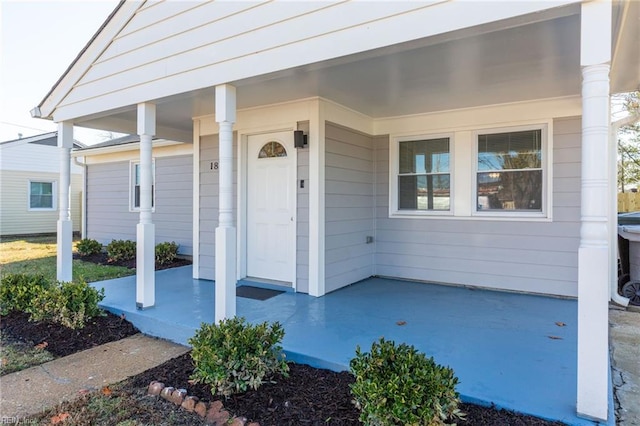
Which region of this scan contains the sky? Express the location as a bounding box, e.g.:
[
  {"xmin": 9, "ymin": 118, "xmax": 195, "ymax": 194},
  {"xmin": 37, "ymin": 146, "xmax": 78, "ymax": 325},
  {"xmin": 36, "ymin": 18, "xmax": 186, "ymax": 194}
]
[{"xmin": 0, "ymin": 0, "xmax": 120, "ymax": 144}]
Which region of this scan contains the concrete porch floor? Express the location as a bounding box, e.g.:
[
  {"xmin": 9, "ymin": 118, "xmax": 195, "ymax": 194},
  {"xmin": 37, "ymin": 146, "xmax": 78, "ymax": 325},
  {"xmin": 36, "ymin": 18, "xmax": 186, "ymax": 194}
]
[{"xmin": 91, "ymin": 266, "xmax": 613, "ymax": 426}]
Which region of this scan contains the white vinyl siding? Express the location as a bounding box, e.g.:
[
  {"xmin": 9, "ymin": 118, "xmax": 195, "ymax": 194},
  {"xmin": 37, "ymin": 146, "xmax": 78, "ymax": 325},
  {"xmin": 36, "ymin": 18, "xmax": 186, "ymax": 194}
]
[
  {"xmin": 0, "ymin": 170, "xmax": 82, "ymax": 235},
  {"xmin": 374, "ymin": 117, "xmax": 581, "ymax": 297},
  {"xmin": 325, "ymin": 122, "xmax": 375, "ymax": 293},
  {"xmin": 53, "ymin": 1, "xmax": 566, "ymax": 121},
  {"xmin": 0, "ymin": 140, "xmax": 83, "ymax": 235},
  {"xmin": 65, "ymin": 2, "xmax": 434, "ymax": 111},
  {"xmin": 0, "ymin": 141, "xmax": 83, "ymax": 174},
  {"xmin": 86, "ymin": 155, "xmax": 193, "ymax": 255}
]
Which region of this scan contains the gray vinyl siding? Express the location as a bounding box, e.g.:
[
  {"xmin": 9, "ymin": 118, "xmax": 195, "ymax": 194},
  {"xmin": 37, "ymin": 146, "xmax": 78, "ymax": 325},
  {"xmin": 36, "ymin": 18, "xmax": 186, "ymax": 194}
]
[
  {"xmin": 325, "ymin": 122, "xmax": 375, "ymax": 293},
  {"xmin": 296, "ymin": 122, "xmax": 310, "ymax": 293},
  {"xmin": 373, "ymin": 117, "xmax": 581, "ymax": 297},
  {"xmin": 198, "ymin": 134, "xmax": 237, "ymax": 280},
  {"xmin": 154, "ymin": 155, "xmax": 193, "ymax": 254},
  {"xmin": 86, "ymin": 155, "xmax": 193, "ymax": 255}
]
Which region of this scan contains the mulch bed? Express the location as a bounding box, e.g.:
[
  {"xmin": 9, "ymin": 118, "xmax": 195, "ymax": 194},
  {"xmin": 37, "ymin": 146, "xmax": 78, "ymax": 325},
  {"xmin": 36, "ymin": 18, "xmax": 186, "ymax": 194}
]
[
  {"xmin": 125, "ymin": 353, "xmax": 565, "ymax": 426},
  {"xmin": 0, "ymin": 311, "xmax": 138, "ymax": 357},
  {"xmin": 73, "ymin": 252, "xmax": 191, "ymax": 271},
  {"xmin": 3, "ymin": 313, "xmax": 565, "ymax": 425}
]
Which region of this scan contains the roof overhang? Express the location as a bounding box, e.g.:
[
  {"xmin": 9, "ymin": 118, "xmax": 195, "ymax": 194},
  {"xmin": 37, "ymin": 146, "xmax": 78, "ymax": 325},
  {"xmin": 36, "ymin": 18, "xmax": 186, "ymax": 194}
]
[
  {"xmin": 33, "ymin": 1, "xmax": 638, "ymax": 141},
  {"xmin": 0, "ymin": 131, "xmax": 85, "ymax": 149},
  {"xmin": 611, "ymin": 0, "xmax": 640, "ymax": 94},
  {"xmin": 71, "ymin": 139, "xmax": 183, "ymax": 157}
]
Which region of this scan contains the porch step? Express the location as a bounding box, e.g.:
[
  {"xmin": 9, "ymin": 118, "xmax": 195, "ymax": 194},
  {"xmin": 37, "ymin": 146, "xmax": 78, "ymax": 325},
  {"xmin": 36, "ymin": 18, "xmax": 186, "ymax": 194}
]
[{"xmin": 99, "ymin": 303, "xmax": 197, "ymax": 346}]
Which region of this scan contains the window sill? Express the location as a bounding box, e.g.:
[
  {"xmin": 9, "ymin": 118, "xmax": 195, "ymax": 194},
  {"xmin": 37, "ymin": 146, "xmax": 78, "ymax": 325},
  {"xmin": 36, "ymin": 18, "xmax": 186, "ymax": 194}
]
[
  {"xmin": 389, "ymin": 211, "xmax": 552, "ymax": 222},
  {"xmin": 28, "ymin": 207, "xmax": 56, "ymax": 212},
  {"xmin": 390, "ymin": 210, "xmax": 453, "ymax": 218}
]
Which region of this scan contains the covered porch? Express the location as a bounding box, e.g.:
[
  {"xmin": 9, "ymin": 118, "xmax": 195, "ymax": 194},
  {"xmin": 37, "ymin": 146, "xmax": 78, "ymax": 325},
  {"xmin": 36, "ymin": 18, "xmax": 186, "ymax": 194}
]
[
  {"xmin": 40, "ymin": 2, "xmax": 640, "ymax": 423},
  {"xmin": 91, "ymin": 266, "xmax": 612, "ymax": 426}
]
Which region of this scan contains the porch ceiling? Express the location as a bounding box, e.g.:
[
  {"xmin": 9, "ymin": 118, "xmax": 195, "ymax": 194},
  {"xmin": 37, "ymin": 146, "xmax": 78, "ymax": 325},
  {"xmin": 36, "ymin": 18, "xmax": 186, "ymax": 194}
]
[{"xmin": 75, "ymin": 11, "xmax": 588, "ymax": 141}]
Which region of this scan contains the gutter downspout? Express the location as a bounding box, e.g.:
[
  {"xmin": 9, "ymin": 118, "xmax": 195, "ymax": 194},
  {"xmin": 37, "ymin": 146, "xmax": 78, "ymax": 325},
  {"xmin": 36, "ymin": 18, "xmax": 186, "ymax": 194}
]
[
  {"xmin": 73, "ymin": 156, "xmax": 88, "ymax": 239},
  {"xmin": 610, "ymin": 111, "xmax": 640, "ymax": 307}
]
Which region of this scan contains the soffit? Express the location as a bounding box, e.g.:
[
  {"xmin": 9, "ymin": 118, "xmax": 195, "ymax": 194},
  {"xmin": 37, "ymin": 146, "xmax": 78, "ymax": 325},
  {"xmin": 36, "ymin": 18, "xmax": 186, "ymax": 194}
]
[{"xmin": 73, "ymin": 11, "xmax": 583, "ymax": 140}]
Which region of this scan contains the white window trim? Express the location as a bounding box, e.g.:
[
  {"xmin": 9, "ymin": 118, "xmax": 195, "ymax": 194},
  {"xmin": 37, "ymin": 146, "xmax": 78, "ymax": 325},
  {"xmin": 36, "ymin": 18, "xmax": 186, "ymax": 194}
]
[
  {"xmin": 129, "ymin": 160, "xmax": 156, "ymax": 212},
  {"xmin": 472, "ymin": 122, "xmax": 551, "ymax": 219},
  {"xmin": 389, "ymin": 132, "xmax": 455, "ymax": 217},
  {"xmin": 388, "ymin": 120, "xmax": 553, "ymax": 221},
  {"xmin": 27, "ymin": 180, "xmax": 57, "ymax": 211}
]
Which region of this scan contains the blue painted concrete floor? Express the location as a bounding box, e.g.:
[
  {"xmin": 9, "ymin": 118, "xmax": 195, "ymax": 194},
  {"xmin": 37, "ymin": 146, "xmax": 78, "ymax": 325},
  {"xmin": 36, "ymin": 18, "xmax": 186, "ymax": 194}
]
[{"xmin": 92, "ymin": 266, "xmax": 613, "ymax": 426}]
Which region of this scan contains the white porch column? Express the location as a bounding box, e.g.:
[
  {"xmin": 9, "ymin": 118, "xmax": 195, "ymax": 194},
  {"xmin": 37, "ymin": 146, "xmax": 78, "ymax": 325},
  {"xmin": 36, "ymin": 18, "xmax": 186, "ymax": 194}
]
[
  {"xmin": 136, "ymin": 103, "xmax": 156, "ymax": 309},
  {"xmin": 215, "ymin": 84, "xmax": 237, "ymax": 322},
  {"xmin": 577, "ymin": 1, "xmax": 611, "ymax": 421},
  {"xmin": 308, "ymin": 100, "xmax": 326, "ymax": 297},
  {"xmin": 56, "ymin": 122, "xmax": 73, "ymax": 282}
]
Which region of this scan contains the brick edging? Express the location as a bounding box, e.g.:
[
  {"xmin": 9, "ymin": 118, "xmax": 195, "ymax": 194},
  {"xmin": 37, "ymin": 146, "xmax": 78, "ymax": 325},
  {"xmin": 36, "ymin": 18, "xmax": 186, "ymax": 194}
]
[{"xmin": 148, "ymin": 380, "xmax": 259, "ymax": 426}]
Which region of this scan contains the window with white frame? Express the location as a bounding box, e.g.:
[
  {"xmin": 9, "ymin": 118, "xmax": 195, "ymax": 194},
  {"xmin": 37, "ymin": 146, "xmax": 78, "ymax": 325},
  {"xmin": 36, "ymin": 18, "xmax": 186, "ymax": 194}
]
[
  {"xmin": 29, "ymin": 181, "xmax": 55, "ymax": 210},
  {"xmin": 397, "ymin": 137, "xmax": 451, "ymax": 212},
  {"xmin": 130, "ymin": 161, "xmax": 155, "ymax": 211},
  {"xmin": 475, "ymin": 127, "xmax": 544, "ymax": 213}
]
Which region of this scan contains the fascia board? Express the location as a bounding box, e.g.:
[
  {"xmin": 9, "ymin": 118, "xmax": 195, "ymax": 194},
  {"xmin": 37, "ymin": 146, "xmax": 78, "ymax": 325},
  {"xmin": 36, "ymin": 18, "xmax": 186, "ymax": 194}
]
[
  {"xmin": 71, "ymin": 139, "xmax": 181, "ymax": 157},
  {"xmin": 38, "ymin": 1, "xmax": 143, "ymax": 119},
  {"xmin": 0, "ymin": 132, "xmax": 57, "ymax": 146}
]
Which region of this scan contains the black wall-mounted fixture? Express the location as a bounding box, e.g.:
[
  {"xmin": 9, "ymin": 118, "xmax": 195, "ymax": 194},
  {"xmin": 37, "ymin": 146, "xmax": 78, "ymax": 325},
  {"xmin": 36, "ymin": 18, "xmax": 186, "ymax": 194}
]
[{"xmin": 294, "ymin": 130, "xmax": 308, "ymax": 148}]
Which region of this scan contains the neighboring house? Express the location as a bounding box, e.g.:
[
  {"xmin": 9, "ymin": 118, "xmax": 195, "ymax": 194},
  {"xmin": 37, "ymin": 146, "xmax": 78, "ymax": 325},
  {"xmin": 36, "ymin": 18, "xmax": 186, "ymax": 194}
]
[
  {"xmin": 73, "ymin": 135, "xmax": 193, "ymax": 255},
  {"xmin": 0, "ymin": 132, "xmax": 83, "ymax": 236},
  {"xmin": 31, "ymin": 1, "xmax": 639, "ymax": 422}
]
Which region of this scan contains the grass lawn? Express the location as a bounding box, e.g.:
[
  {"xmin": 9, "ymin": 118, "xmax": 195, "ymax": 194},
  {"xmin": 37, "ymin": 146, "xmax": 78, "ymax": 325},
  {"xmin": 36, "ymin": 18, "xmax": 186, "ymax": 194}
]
[
  {"xmin": 0, "ymin": 235, "xmax": 134, "ymax": 378},
  {"xmin": 0, "ymin": 235, "xmax": 133, "ymax": 283},
  {"xmin": 0, "ymin": 331, "xmax": 55, "ymax": 376}
]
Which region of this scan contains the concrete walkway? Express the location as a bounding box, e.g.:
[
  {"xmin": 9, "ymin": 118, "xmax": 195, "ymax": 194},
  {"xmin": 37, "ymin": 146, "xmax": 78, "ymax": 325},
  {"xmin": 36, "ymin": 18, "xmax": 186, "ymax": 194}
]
[
  {"xmin": 610, "ymin": 307, "xmax": 640, "ymax": 426},
  {"xmin": 0, "ymin": 333, "xmax": 188, "ymax": 420}
]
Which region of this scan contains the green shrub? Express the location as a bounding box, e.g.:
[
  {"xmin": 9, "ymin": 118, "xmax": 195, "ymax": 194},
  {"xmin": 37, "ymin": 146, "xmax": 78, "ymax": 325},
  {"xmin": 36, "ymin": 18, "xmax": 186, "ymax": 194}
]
[
  {"xmin": 189, "ymin": 316, "xmax": 289, "ymax": 397},
  {"xmin": 0, "ymin": 274, "xmax": 51, "ymax": 315},
  {"xmin": 349, "ymin": 337, "xmax": 463, "ymax": 426},
  {"xmin": 30, "ymin": 280, "xmax": 105, "ymax": 329},
  {"xmin": 106, "ymin": 239, "xmax": 136, "ymax": 262},
  {"xmin": 76, "ymin": 238, "xmax": 103, "ymax": 256},
  {"xmin": 155, "ymin": 241, "xmax": 179, "ymax": 266}
]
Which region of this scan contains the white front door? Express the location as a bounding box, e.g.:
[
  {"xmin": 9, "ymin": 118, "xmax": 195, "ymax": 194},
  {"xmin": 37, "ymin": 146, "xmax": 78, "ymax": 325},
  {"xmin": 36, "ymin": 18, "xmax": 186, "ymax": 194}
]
[{"xmin": 247, "ymin": 131, "xmax": 295, "ymax": 283}]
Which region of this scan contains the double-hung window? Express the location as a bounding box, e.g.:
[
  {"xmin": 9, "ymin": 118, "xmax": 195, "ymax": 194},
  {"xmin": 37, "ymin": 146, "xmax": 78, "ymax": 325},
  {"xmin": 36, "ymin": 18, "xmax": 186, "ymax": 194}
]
[
  {"xmin": 476, "ymin": 127, "xmax": 544, "ymax": 213},
  {"xmin": 390, "ymin": 122, "xmax": 549, "ymax": 219},
  {"xmin": 130, "ymin": 161, "xmax": 155, "ymax": 211},
  {"xmin": 396, "ymin": 136, "xmax": 451, "ymax": 213},
  {"xmin": 29, "ymin": 181, "xmax": 55, "ymax": 210}
]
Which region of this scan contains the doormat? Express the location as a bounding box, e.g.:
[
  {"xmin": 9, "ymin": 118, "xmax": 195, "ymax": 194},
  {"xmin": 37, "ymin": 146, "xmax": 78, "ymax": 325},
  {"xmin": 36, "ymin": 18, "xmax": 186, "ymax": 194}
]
[{"xmin": 236, "ymin": 285, "xmax": 285, "ymax": 301}]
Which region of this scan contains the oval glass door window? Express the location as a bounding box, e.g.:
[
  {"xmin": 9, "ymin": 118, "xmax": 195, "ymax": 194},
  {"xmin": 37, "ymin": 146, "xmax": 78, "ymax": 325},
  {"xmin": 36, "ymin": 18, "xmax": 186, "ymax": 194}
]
[{"xmin": 258, "ymin": 141, "xmax": 287, "ymax": 158}]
